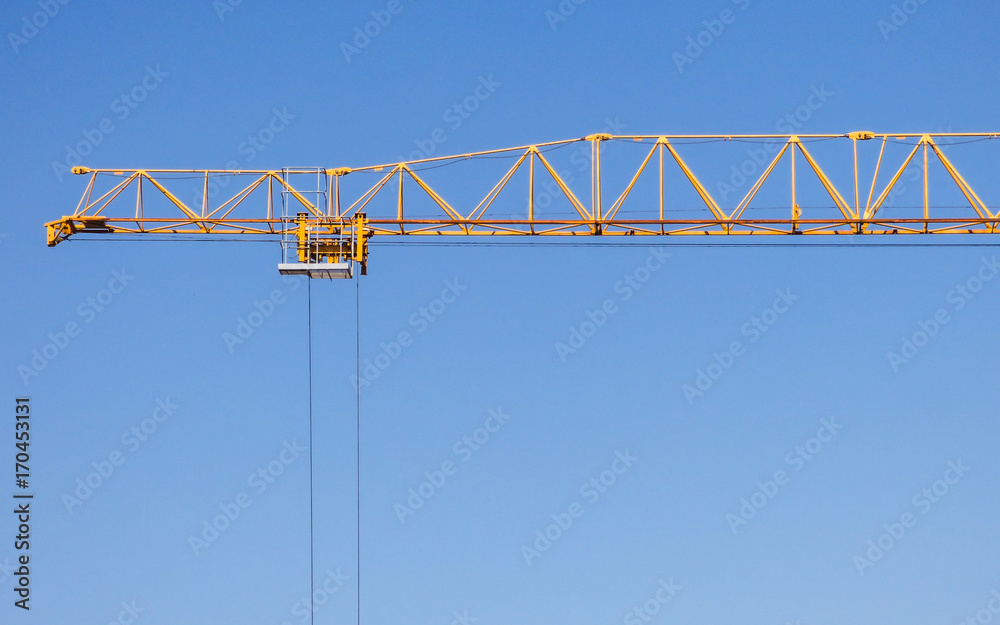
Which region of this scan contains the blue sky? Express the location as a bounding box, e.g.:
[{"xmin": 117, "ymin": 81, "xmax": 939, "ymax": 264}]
[{"xmin": 2, "ymin": 1, "xmax": 1000, "ymax": 624}]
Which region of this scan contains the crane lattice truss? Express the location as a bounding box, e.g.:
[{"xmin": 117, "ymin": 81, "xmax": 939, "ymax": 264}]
[{"xmin": 46, "ymin": 133, "xmax": 1000, "ymax": 272}]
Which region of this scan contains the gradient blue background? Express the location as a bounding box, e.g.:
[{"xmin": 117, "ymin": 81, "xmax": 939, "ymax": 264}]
[{"xmin": 2, "ymin": 1, "xmax": 1000, "ymax": 624}]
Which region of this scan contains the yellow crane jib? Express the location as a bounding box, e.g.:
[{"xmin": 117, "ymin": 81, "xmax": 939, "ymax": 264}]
[{"xmin": 45, "ymin": 133, "xmax": 1000, "ymax": 279}]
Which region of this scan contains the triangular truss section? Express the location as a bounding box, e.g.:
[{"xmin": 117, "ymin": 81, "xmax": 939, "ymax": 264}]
[
  {"xmin": 338, "ymin": 145, "xmax": 597, "ymax": 236},
  {"xmin": 863, "ymin": 135, "xmax": 997, "ymax": 234}
]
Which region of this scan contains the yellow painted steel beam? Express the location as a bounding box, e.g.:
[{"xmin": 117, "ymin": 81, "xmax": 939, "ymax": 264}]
[{"xmin": 48, "ymin": 134, "xmax": 1000, "ymax": 263}]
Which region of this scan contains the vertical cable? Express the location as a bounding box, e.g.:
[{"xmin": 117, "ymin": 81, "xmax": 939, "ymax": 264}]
[
  {"xmin": 355, "ymin": 270, "xmax": 361, "ymax": 625},
  {"xmin": 307, "ymin": 278, "xmax": 315, "ymax": 625}
]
